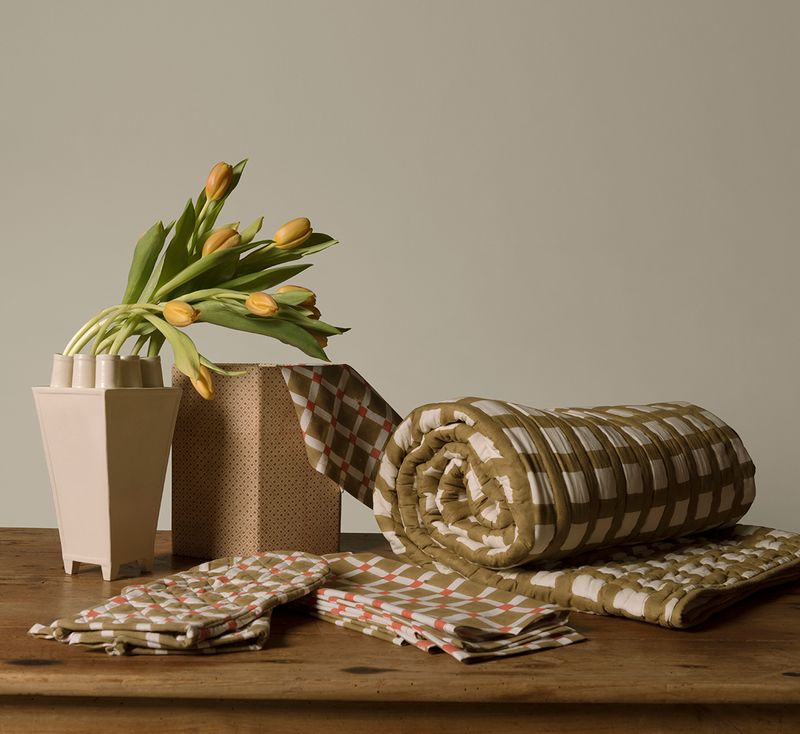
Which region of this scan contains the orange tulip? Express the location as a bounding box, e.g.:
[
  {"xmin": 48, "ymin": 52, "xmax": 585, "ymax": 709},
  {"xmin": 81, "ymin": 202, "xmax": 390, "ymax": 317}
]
[
  {"xmin": 276, "ymin": 284, "xmax": 316, "ymax": 308},
  {"xmin": 245, "ymin": 292, "xmax": 279, "ymax": 317},
  {"xmin": 191, "ymin": 365, "xmax": 215, "ymax": 400},
  {"xmin": 163, "ymin": 301, "xmax": 199, "ymax": 327},
  {"xmin": 205, "ymin": 162, "xmax": 233, "ymax": 201},
  {"xmin": 202, "ymin": 227, "xmax": 241, "ymax": 257},
  {"xmin": 274, "ymin": 217, "xmax": 312, "ymax": 250}
]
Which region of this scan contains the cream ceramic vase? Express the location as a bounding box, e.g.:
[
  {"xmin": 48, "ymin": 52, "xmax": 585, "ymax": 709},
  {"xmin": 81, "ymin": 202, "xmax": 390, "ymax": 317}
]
[{"xmin": 33, "ymin": 355, "xmax": 181, "ymax": 581}]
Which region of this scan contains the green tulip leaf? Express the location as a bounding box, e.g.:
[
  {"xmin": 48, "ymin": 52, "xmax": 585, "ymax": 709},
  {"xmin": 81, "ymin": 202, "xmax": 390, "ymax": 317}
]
[
  {"xmin": 199, "ymin": 355, "xmax": 248, "ymax": 377},
  {"xmin": 194, "ymin": 188, "xmax": 207, "ymax": 218},
  {"xmin": 153, "ymin": 239, "xmax": 263, "ymax": 301},
  {"xmin": 142, "ymin": 314, "xmax": 201, "ymax": 380},
  {"xmin": 235, "ymin": 233, "xmax": 338, "ymax": 275},
  {"xmin": 240, "ymin": 216, "xmax": 264, "ymax": 245},
  {"xmin": 228, "ymin": 159, "xmax": 247, "ymax": 194},
  {"xmin": 273, "ymin": 290, "xmax": 313, "ymax": 306},
  {"xmin": 140, "ymin": 200, "xmax": 195, "ymax": 300},
  {"xmin": 121, "ymin": 221, "xmax": 168, "ymax": 304},
  {"xmin": 196, "ymin": 301, "xmax": 328, "ymax": 360},
  {"xmin": 156, "ymin": 199, "xmax": 195, "ymax": 289},
  {"xmin": 275, "ymin": 306, "xmax": 346, "ymax": 336},
  {"xmin": 217, "ymin": 263, "xmax": 311, "ymax": 292}
]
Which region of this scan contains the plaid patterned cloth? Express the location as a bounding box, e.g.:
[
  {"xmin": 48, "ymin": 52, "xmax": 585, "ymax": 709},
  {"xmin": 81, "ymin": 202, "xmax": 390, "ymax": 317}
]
[
  {"xmin": 374, "ymin": 398, "xmax": 800, "ymax": 628},
  {"xmin": 281, "ymin": 364, "xmax": 401, "ymax": 506},
  {"xmin": 29, "ymin": 551, "xmax": 329, "ymax": 655},
  {"xmin": 299, "ymin": 552, "xmax": 583, "ymax": 662}
]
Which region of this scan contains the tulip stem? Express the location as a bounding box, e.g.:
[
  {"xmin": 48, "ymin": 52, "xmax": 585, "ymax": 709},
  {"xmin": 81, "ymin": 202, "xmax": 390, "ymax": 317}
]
[
  {"xmin": 64, "ymin": 304, "xmax": 164, "ymax": 355},
  {"xmin": 64, "ymin": 305, "xmax": 124, "ymax": 355},
  {"xmin": 90, "ymin": 314, "xmax": 120, "ymax": 356},
  {"xmin": 147, "ymin": 334, "xmax": 162, "ymax": 358},
  {"xmin": 109, "ymin": 317, "xmax": 137, "ymax": 355},
  {"xmin": 188, "ymin": 198, "xmax": 216, "ymax": 258},
  {"xmin": 130, "ymin": 333, "xmax": 150, "ymax": 356}
]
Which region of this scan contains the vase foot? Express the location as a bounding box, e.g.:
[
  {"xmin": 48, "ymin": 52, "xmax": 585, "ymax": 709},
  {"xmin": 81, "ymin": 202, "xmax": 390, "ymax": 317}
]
[
  {"xmin": 63, "ymin": 558, "xmax": 81, "ymax": 575},
  {"xmin": 138, "ymin": 556, "xmax": 154, "ymax": 573},
  {"xmin": 101, "ymin": 562, "xmax": 121, "ymax": 581}
]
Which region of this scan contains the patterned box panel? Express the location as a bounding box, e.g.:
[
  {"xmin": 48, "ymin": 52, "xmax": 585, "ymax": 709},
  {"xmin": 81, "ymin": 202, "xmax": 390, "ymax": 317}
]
[{"xmin": 171, "ymin": 364, "xmax": 341, "ymax": 559}]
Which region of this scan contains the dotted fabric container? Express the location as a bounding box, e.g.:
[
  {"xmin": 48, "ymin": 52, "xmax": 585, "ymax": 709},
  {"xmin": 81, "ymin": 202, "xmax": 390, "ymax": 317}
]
[{"xmin": 171, "ymin": 364, "xmax": 341, "ymax": 559}]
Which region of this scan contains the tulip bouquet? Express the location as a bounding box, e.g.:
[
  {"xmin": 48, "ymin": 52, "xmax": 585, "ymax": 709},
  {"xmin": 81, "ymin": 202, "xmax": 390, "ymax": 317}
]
[{"xmin": 61, "ymin": 160, "xmax": 345, "ymax": 399}]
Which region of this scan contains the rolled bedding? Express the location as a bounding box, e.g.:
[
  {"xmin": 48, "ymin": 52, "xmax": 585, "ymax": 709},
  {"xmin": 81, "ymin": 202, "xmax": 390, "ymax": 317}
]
[{"xmin": 374, "ymin": 398, "xmax": 800, "ymax": 628}]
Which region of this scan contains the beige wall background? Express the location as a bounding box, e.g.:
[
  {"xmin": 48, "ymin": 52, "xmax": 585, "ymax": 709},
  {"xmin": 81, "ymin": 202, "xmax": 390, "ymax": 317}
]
[{"xmin": 1, "ymin": 1, "xmax": 798, "ymax": 534}]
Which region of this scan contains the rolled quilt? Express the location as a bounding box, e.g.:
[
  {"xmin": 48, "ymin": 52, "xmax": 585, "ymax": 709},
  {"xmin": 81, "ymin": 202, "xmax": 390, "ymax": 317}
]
[{"xmin": 374, "ymin": 398, "xmax": 800, "ymax": 628}]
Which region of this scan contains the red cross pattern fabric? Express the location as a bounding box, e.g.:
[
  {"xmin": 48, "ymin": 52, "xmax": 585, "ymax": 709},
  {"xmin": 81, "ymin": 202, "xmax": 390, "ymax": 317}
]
[
  {"xmin": 281, "ymin": 364, "xmax": 402, "ymax": 506},
  {"xmin": 299, "ymin": 552, "xmax": 584, "ymax": 662},
  {"xmin": 29, "ymin": 551, "xmax": 330, "ymax": 655}
]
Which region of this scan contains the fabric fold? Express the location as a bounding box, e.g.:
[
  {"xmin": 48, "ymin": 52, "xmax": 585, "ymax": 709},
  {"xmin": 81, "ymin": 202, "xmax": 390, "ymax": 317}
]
[
  {"xmin": 30, "ymin": 551, "xmax": 329, "ymax": 655},
  {"xmin": 298, "ymin": 552, "xmax": 583, "ymax": 662}
]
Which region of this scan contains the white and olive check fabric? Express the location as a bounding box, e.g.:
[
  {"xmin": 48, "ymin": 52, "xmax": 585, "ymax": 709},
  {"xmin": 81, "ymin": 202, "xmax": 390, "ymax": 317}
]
[
  {"xmin": 281, "ymin": 364, "xmax": 401, "ymax": 505},
  {"xmin": 29, "ymin": 551, "xmax": 329, "ymax": 655},
  {"xmin": 298, "ymin": 552, "xmax": 583, "ymax": 662},
  {"xmin": 374, "ymin": 398, "xmax": 800, "ymax": 628}
]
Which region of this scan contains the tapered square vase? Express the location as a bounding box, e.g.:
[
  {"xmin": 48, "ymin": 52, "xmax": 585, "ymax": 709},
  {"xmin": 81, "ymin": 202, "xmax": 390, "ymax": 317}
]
[{"xmin": 32, "ymin": 387, "xmax": 182, "ymax": 580}]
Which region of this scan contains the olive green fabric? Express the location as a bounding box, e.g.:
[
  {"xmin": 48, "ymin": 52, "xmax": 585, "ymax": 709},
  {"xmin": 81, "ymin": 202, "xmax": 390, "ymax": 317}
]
[{"xmin": 374, "ymin": 398, "xmax": 800, "ymax": 627}]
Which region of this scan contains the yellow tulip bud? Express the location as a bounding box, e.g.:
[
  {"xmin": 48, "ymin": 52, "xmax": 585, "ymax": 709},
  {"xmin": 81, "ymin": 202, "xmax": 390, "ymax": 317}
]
[
  {"xmin": 312, "ymin": 332, "xmax": 328, "ymax": 348},
  {"xmin": 163, "ymin": 300, "xmax": 199, "ymax": 327},
  {"xmin": 205, "ymin": 162, "xmax": 233, "ymax": 201},
  {"xmin": 245, "ymin": 292, "xmax": 279, "ymax": 317},
  {"xmin": 191, "ymin": 365, "xmax": 215, "ymax": 400},
  {"xmin": 274, "ymin": 217, "xmax": 312, "ymax": 250},
  {"xmin": 276, "ymin": 284, "xmax": 316, "ymax": 308},
  {"xmin": 202, "ymin": 227, "xmax": 241, "ymax": 257}
]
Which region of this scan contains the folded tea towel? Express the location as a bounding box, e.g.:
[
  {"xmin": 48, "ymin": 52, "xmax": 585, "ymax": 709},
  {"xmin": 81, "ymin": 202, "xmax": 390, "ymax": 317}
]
[
  {"xmin": 281, "ymin": 364, "xmax": 402, "ymax": 505},
  {"xmin": 298, "ymin": 552, "xmax": 583, "ymax": 662},
  {"xmin": 373, "ymin": 398, "xmax": 800, "ymax": 628},
  {"xmin": 29, "ymin": 551, "xmax": 329, "ymax": 655}
]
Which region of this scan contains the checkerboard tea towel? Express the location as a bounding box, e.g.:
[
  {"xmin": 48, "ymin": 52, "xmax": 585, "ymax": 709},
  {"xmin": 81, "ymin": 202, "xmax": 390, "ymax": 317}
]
[
  {"xmin": 29, "ymin": 551, "xmax": 329, "ymax": 655},
  {"xmin": 372, "ymin": 399, "xmax": 800, "ymax": 628},
  {"xmin": 299, "ymin": 552, "xmax": 583, "ymax": 662},
  {"xmin": 282, "ymin": 364, "xmax": 401, "ymax": 505}
]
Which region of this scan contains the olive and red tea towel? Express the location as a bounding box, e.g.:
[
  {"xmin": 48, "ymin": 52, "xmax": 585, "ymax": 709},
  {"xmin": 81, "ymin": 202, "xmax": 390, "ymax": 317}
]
[
  {"xmin": 29, "ymin": 551, "xmax": 330, "ymax": 655},
  {"xmin": 298, "ymin": 552, "xmax": 583, "ymax": 662},
  {"xmin": 29, "ymin": 548, "xmax": 583, "ymax": 662}
]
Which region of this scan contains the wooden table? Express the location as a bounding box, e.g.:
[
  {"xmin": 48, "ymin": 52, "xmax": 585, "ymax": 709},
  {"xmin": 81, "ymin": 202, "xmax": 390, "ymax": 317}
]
[{"xmin": 1, "ymin": 528, "xmax": 798, "ymax": 733}]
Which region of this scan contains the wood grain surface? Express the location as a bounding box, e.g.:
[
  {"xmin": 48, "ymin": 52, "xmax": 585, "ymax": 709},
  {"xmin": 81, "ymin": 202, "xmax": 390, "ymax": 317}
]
[{"xmin": 1, "ymin": 528, "xmax": 798, "ymax": 733}]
